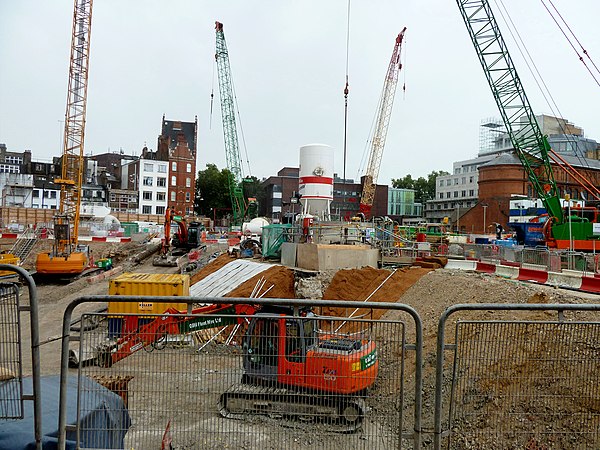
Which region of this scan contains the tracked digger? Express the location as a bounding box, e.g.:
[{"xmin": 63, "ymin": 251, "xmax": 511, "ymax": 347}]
[
  {"xmin": 218, "ymin": 305, "xmax": 378, "ymax": 432},
  {"xmin": 92, "ymin": 303, "xmax": 378, "ymax": 431}
]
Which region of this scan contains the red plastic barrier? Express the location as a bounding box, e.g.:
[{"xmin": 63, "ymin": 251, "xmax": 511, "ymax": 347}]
[
  {"xmin": 91, "ymin": 236, "xmax": 107, "ymax": 242},
  {"xmin": 0, "ymin": 233, "xmax": 18, "ymax": 239},
  {"xmin": 476, "ymin": 262, "xmax": 497, "ymax": 273},
  {"xmin": 119, "ymin": 237, "xmax": 132, "ymax": 242},
  {"xmin": 517, "ymin": 267, "xmax": 548, "ymax": 283},
  {"xmin": 579, "ymin": 276, "xmax": 600, "ymax": 293}
]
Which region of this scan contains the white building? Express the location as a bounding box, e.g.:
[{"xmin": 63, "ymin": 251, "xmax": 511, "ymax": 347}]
[
  {"xmin": 138, "ymin": 158, "xmax": 168, "ymax": 215},
  {"xmin": 0, "ymin": 173, "xmax": 34, "ymax": 207}
]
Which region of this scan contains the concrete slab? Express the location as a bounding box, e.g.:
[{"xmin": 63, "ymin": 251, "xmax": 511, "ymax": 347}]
[
  {"xmin": 295, "ymin": 243, "xmax": 379, "ymax": 271},
  {"xmin": 280, "ymin": 243, "xmax": 297, "ymax": 268}
]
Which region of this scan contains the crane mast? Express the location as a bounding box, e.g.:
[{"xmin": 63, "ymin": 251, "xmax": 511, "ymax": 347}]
[
  {"xmin": 455, "ymin": 0, "xmax": 564, "ymax": 225},
  {"xmin": 36, "ymin": 0, "xmax": 93, "ymax": 274},
  {"xmin": 214, "ymin": 21, "xmax": 246, "ymax": 227},
  {"xmin": 359, "ymin": 28, "xmax": 407, "ymax": 219}
]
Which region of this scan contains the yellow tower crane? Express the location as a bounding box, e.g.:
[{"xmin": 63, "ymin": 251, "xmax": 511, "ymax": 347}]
[{"xmin": 36, "ymin": 0, "xmax": 93, "ymax": 275}]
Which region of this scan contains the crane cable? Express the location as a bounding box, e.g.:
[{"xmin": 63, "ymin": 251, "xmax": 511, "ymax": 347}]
[
  {"xmin": 540, "ymin": 0, "xmax": 600, "ymax": 88},
  {"xmin": 494, "ymin": 0, "xmax": 588, "ymax": 168},
  {"xmin": 342, "ymin": 0, "xmax": 351, "ymax": 186},
  {"xmin": 209, "ymin": 62, "xmax": 215, "ymax": 130}
]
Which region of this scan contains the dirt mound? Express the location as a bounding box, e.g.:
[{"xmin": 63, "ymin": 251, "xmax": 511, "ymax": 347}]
[{"xmin": 321, "ymin": 266, "xmax": 432, "ymax": 320}]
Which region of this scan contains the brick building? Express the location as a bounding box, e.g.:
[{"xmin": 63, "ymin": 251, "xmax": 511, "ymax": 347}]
[{"xmin": 159, "ymin": 117, "xmax": 197, "ymax": 216}]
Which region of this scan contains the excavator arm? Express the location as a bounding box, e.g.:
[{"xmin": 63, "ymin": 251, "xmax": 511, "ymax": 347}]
[{"xmin": 96, "ymin": 303, "xmax": 257, "ymax": 367}]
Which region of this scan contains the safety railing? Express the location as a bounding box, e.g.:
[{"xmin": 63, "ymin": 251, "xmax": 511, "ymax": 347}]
[
  {"xmin": 434, "ymin": 303, "xmax": 600, "ymax": 450},
  {"xmin": 0, "ymin": 265, "xmax": 42, "ymax": 450},
  {"xmin": 59, "ymin": 297, "xmax": 423, "ymax": 450}
]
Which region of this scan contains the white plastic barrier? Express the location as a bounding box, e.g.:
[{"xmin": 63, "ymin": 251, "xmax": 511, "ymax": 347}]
[
  {"xmin": 547, "ymin": 272, "xmax": 583, "ymax": 289},
  {"xmin": 444, "ymin": 259, "xmax": 478, "ymax": 271},
  {"xmin": 495, "ymin": 264, "xmax": 519, "ymax": 279}
]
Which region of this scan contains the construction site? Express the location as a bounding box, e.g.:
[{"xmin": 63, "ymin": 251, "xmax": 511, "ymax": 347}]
[{"xmin": 2, "ymin": 1, "xmax": 600, "ymax": 449}]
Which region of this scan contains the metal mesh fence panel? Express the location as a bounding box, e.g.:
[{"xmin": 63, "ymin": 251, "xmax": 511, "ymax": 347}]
[
  {"xmin": 0, "ymin": 283, "xmax": 23, "ymax": 419},
  {"xmin": 447, "ymin": 321, "xmax": 600, "ymax": 449},
  {"xmin": 74, "ymin": 307, "xmax": 411, "ymax": 449}
]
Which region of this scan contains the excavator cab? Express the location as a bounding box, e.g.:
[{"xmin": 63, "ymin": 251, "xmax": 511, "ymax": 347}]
[{"xmin": 243, "ymin": 308, "xmax": 317, "ymax": 384}]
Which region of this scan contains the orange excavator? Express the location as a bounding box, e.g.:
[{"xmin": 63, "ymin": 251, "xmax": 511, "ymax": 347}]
[
  {"xmin": 153, "ymin": 207, "xmax": 204, "ymax": 266},
  {"xmin": 90, "ymin": 303, "xmax": 378, "ymax": 431}
]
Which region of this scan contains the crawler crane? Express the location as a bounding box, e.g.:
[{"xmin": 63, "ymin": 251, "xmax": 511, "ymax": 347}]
[
  {"xmin": 358, "ymin": 28, "xmax": 407, "ymax": 220},
  {"xmin": 456, "ymin": 0, "xmax": 600, "ymax": 250},
  {"xmin": 36, "ymin": 0, "xmax": 93, "ymax": 275}
]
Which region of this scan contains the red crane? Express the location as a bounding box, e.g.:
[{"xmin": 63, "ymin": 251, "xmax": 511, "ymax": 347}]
[{"xmin": 359, "ymin": 28, "xmax": 407, "ymax": 219}]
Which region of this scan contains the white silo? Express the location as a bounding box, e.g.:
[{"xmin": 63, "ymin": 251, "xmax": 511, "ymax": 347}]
[{"xmin": 298, "ymin": 144, "xmax": 334, "ymax": 220}]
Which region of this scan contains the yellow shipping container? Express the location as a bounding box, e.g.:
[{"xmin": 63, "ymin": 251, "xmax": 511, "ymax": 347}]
[{"xmin": 108, "ymin": 272, "xmax": 190, "ymax": 315}]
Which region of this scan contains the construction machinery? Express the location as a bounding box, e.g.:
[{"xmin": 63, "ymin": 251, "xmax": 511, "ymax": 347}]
[
  {"xmin": 214, "ymin": 21, "xmax": 258, "ymax": 228},
  {"xmin": 36, "ymin": 0, "xmax": 93, "ymax": 275},
  {"xmin": 358, "ymin": 28, "xmax": 407, "ymax": 220},
  {"xmin": 153, "ymin": 207, "xmax": 204, "ymax": 267},
  {"xmin": 219, "ymin": 305, "xmax": 378, "ymax": 432},
  {"xmin": 91, "ymin": 303, "xmax": 378, "ymax": 431},
  {"xmin": 456, "ymin": 0, "xmax": 600, "ymax": 251}
]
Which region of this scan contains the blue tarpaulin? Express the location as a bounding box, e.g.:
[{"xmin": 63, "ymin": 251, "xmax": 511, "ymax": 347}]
[{"xmin": 0, "ymin": 375, "xmax": 130, "ymax": 450}]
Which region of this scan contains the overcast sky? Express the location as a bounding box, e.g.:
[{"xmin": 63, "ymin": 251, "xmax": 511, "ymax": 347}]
[{"xmin": 1, "ymin": 1, "xmax": 598, "ymax": 185}]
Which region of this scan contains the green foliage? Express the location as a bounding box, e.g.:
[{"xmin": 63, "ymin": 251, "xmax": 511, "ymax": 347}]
[
  {"xmin": 391, "ymin": 170, "xmax": 449, "ymax": 203},
  {"xmin": 194, "ymin": 165, "xmax": 266, "ymax": 219},
  {"xmin": 194, "ymin": 164, "xmax": 232, "ymax": 217}
]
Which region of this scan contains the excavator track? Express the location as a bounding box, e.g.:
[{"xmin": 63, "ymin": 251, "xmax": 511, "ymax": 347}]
[{"xmin": 218, "ymin": 383, "xmax": 367, "ymax": 433}]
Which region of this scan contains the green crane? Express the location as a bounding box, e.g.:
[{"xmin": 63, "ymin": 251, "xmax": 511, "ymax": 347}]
[
  {"xmin": 456, "ymin": 0, "xmax": 600, "ymax": 250},
  {"xmin": 214, "ymin": 21, "xmax": 248, "ymax": 227},
  {"xmin": 456, "ymin": 0, "xmax": 563, "ymax": 225}
]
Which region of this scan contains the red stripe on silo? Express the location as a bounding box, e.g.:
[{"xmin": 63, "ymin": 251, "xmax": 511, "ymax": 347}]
[{"xmin": 299, "ymin": 176, "xmax": 333, "ymax": 185}]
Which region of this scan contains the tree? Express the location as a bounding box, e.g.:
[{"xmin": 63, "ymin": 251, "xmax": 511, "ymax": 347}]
[
  {"xmin": 391, "ymin": 170, "xmax": 449, "ymax": 203},
  {"xmin": 194, "ymin": 164, "xmax": 231, "ymax": 218},
  {"xmin": 194, "ymin": 164, "xmax": 266, "ymax": 219}
]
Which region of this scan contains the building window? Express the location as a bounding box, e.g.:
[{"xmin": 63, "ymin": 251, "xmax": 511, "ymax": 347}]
[
  {"xmin": 33, "ymin": 190, "xmax": 39, "ymax": 198},
  {"xmin": 157, "ymin": 177, "xmax": 166, "ymax": 187},
  {"xmin": 453, "ymin": 191, "xmax": 459, "ymax": 198},
  {"xmin": 461, "ymin": 177, "xmax": 466, "ymax": 184},
  {"xmin": 156, "ymin": 206, "xmax": 165, "ymax": 215},
  {"xmin": 5, "ymin": 156, "xmax": 23, "ymax": 164},
  {"xmin": 185, "ymin": 192, "xmax": 191, "ymax": 202},
  {"xmin": 454, "ymin": 178, "xmax": 459, "ymax": 185},
  {"xmin": 144, "ymin": 163, "xmax": 153, "ymax": 172},
  {"xmin": 461, "ymin": 190, "xmax": 466, "ymax": 197},
  {"xmin": 158, "ymin": 164, "xmax": 167, "ymax": 173},
  {"xmin": 469, "ymin": 176, "xmax": 474, "ymax": 183},
  {"xmin": 446, "ymin": 180, "xmax": 451, "ymax": 186},
  {"xmin": 171, "ymin": 191, "xmax": 176, "ymax": 201},
  {"xmin": 142, "ymin": 205, "xmax": 151, "ymax": 214},
  {"xmin": 186, "ymin": 177, "xmax": 191, "ymax": 188},
  {"xmin": 469, "ymin": 189, "xmax": 474, "ymax": 196},
  {"xmin": 143, "ymin": 176, "xmax": 153, "ymax": 186},
  {"xmin": 439, "ymin": 180, "xmax": 443, "ymax": 187},
  {"xmin": 156, "ymin": 192, "xmax": 166, "ymax": 201},
  {"xmin": 439, "ymin": 193, "xmax": 443, "ymax": 199},
  {"xmin": 172, "ymin": 162, "xmax": 177, "ymax": 171},
  {"xmin": 171, "ymin": 176, "xmax": 176, "ymax": 186},
  {"xmin": 142, "ymin": 191, "xmax": 152, "ymax": 200},
  {"xmin": 186, "ymin": 163, "xmax": 192, "ymax": 173},
  {"xmin": 446, "ymin": 192, "xmax": 451, "ymax": 199}
]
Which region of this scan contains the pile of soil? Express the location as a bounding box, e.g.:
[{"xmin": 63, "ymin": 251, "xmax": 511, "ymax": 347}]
[{"xmin": 321, "ymin": 266, "xmax": 432, "ymax": 320}]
